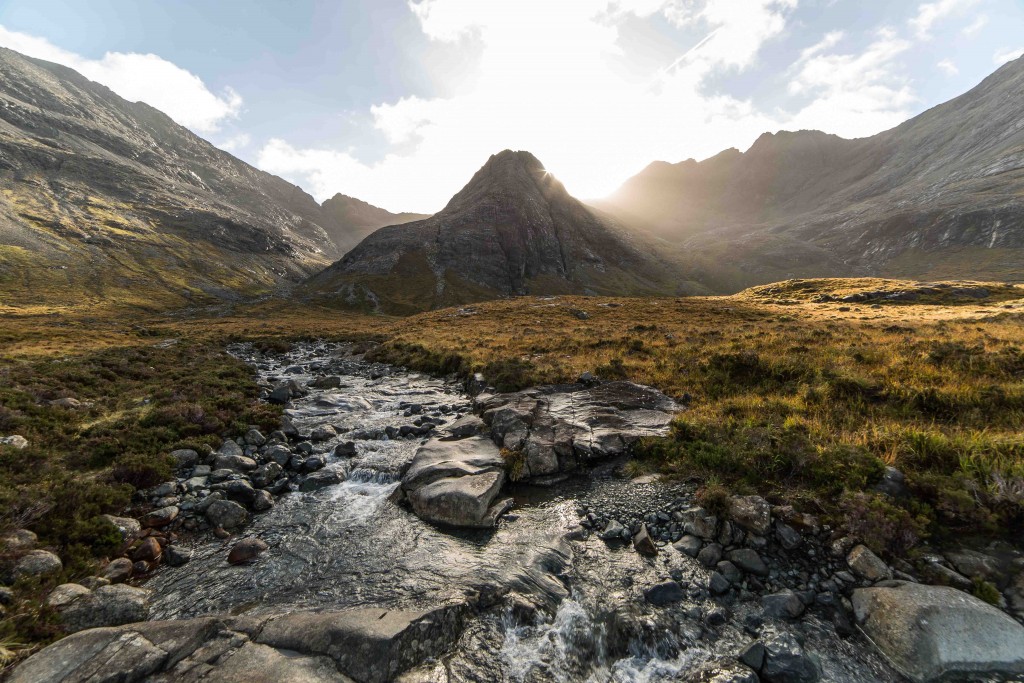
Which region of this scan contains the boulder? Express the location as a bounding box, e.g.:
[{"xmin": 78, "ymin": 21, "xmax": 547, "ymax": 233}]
[
  {"xmin": 632, "ymin": 525, "xmax": 658, "ymax": 556},
  {"xmin": 2, "ymin": 528, "xmax": 37, "ymax": 551},
  {"xmin": 673, "ymin": 534, "xmax": 702, "ymax": 558},
  {"xmin": 847, "ymin": 544, "xmax": 891, "ymax": 582},
  {"xmin": 311, "ymin": 424, "xmax": 337, "ymax": 441},
  {"xmin": 728, "ymin": 496, "xmax": 771, "ymax": 535},
  {"xmin": 761, "ymin": 631, "xmax": 820, "ymax": 682},
  {"xmin": 762, "ymin": 590, "xmax": 805, "ymax": 620},
  {"xmin": 726, "ymin": 548, "xmax": 769, "ymax": 577},
  {"xmin": 644, "ymin": 581, "xmax": 685, "ymax": 606},
  {"xmin": 444, "ymin": 415, "xmax": 485, "ymax": 439},
  {"xmin": 300, "ymin": 469, "xmax": 345, "ymax": 492},
  {"xmin": 852, "ymin": 581, "xmax": 1024, "ymax": 682},
  {"xmin": 140, "ymin": 505, "xmax": 179, "ymax": 528},
  {"xmin": 101, "ymin": 557, "xmax": 135, "ymax": 583},
  {"xmin": 228, "ymin": 538, "xmax": 270, "ymax": 565},
  {"xmin": 131, "ymin": 537, "xmax": 162, "ymax": 563},
  {"xmin": 214, "ymin": 454, "xmax": 259, "ymax": 472},
  {"xmin": 0, "ymin": 435, "xmax": 28, "ymax": 449},
  {"xmin": 170, "ymin": 449, "xmax": 200, "ymax": 468},
  {"xmin": 7, "ymin": 549, "xmax": 62, "ymax": 582},
  {"xmin": 50, "ymin": 583, "xmax": 151, "ymax": 633},
  {"xmin": 164, "ymin": 545, "xmax": 192, "ymax": 567},
  {"xmin": 401, "ymin": 436, "xmax": 507, "ymax": 528},
  {"xmin": 205, "ymin": 499, "xmax": 249, "ymax": 529},
  {"xmin": 101, "ymin": 515, "xmax": 142, "ymax": 541}
]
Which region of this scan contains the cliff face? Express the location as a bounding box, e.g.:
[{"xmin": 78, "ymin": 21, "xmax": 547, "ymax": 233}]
[
  {"xmin": 600, "ymin": 56, "xmax": 1024, "ymax": 287},
  {"xmin": 0, "ymin": 48, "xmax": 366, "ymax": 307},
  {"xmin": 306, "ymin": 150, "xmax": 701, "ymax": 313}
]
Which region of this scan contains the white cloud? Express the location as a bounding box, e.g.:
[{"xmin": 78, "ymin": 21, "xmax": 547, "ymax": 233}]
[
  {"xmin": 993, "ymin": 47, "xmax": 1024, "ymax": 64},
  {"xmin": 961, "ymin": 14, "xmax": 988, "ymax": 36},
  {"xmin": 937, "ymin": 58, "xmax": 959, "ymax": 75},
  {"xmin": 0, "ymin": 25, "xmax": 241, "ymax": 133},
  {"xmin": 216, "ymin": 133, "xmax": 252, "ymax": 153},
  {"xmin": 259, "ymin": 0, "xmax": 798, "ymax": 210},
  {"xmin": 909, "ymin": 0, "xmax": 979, "ymax": 40},
  {"xmin": 786, "ymin": 28, "xmax": 915, "ymax": 137}
]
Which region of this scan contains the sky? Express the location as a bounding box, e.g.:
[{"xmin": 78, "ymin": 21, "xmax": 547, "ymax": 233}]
[{"xmin": 0, "ymin": 0, "xmax": 1022, "ymax": 213}]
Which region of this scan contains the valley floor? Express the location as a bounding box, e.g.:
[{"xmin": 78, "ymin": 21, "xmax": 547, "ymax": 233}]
[{"xmin": 1, "ymin": 277, "xmax": 1023, "ymax": 669}]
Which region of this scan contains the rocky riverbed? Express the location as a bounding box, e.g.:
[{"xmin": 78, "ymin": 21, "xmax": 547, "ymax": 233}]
[{"xmin": 9, "ymin": 341, "xmax": 1024, "ymax": 682}]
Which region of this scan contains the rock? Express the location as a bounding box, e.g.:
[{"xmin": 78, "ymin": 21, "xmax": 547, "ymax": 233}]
[
  {"xmin": 62, "ymin": 584, "xmax": 151, "ymax": 633},
  {"xmin": 218, "ymin": 439, "xmax": 245, "ymax": 457},
  {"xmin": 717, "ymin": 560, "xmax": 742, "ymax": 585},
  {"xmin": 673, "ymin": 534, "xmax": 703, "ymax": 557},
  {"xmin": 2, "ymin": 528, "xmax": 37, "ymax": 551},
  {"xmin": 251, "ymin": 462, "xmax": 284, "ymax": 488},
  {"xmin": 46, "ymin": 583, "xmax": 91, "ymax": 610},
  {"xmin": 774, "ymin": 522, "xmax": 802, "ymax": 550},
  {"xmin": 101, "ymin": 557, "xmax": 134, "ymax": 583},
  {"xmin": 726, "ymin": 548, "xmax": 769, "ymax": 577},
  {"xmin": 709, "ymin": 571, "xmax": 731, "ymax": 595},
  {"xmin": 693, "ymin": 662, "xmax": 759, "ymax": 683},
  {"xmin": 252, "ymin": 489, "xmax": 275, "ymax": 511},
  {"xmin": 245, "ymin": 429, "xmax": 266, "ymax": 446},
  {"xmin": 266, "ymin": 444, "xmax": 293, "ymax": 466},
  {"xmin": 852, "ymin": 581, "xmax": 1024, "ymax": 682},
  {"xmin": 164, "ymin": 545, "xmax": 192, "ymax": 567},
  {"xmin": 311, "ymin": 424, "xmax": 337, "ymax": 441},
  {"xmin": 78, "ymin": 577, "xmax": 109, "ymax": 590},
  {"xmin": 679, "ymin": 506, "xmax": 719, "ymax": 540},
  {"xmin": 0, "ymin": 435, "xmax": 28, "ymax": 449},
  {"xmin": 632, "ymin": 525, "xmax": 658, "ymax": 557},
  {"xmin": 228, "ymin": 538, "xmax": 269, "ymax": 565},
  {"xmin": 140, "ymin": 505, "xmax": 179, "ymax": 528},
  {"xmin": 204, "ymin": 499, "xmax": 249, "ymax": 529},
  {"xmin": 738, "ymin": 640, "xmax": 766, "ymax": 670},
  {"xmin": 222, "ymin": 479, "xmax": 258, "ymax": 505},
  {"xmin": 445, "ymin": 415, "xmax": 485, "ymax": 439},
  {"xmin": 401, "ymin": 436, "xmax": 507, "ymax": 528},
  {"xmin": 705, "ymin": 606, "xmax": 729, "ymax": 627},
  {"xmin": 944, "ymin": 548, "xmax": 1004, "ymax": 582},
  {"xmin": 7, "ymin": 549, "xmax": 62, "ymax": 582},
  {"xmin": 644, "ymin": 581, "xmax": 685, "ymax": 606},
  {"xmin": 599, "ymin": 519, "xmax": 626, "ymax": 541},
  {"xmin": 269, "ymin": 385, "xmax": 291, "ymax": 404},
  {"xmin": 697, "ymin": 543, "xmax": 723, "ymax": 568},
  {"xmin": 0, "ymin": 587, "xmax": 11, "ymax": 604},
  {"xmin": 300, "ymin": 469, "xmax": 345, "ymax": 492},
  {"xmin": 761, "ymin": 630, "xmax": 820, "ymax": 682},
  {"xmin": 847, "ymin": 544, "xmax": 892, "ymax": 582},
  {"xmin": 170, "ymin": 448, "xmax": 200, "ymax": 468},
  {"xmin": 302, "ymin": 455, "xmax": 327, "ymax": 473},
  {"xmin": 729, "ymin": 495, "xmax": 771, "ymax": 535},
  {"xmin": 762, "ymin": 590, "xmax": 805, "ymax": 620},
  {"xmin": 310, "ymin": 375, "xmax": 342, "ymax": 389},
  {"xmin": 334, "ymin": 441, "xmax": 358, "ymax": 457},
  {"xmin": 131, "ymin": 537, "xmax": 162, "ymax": 563},
  {"xmin": 101, "ymin": 515, "xmax": 142, "ymax": 541},
  {"xmin": 872, "ymin": 466, "xmax": 909, "ymax": 498},
  {"xmin": 214, "ymin": 453, "xmax": 259, "ymax": 472}
]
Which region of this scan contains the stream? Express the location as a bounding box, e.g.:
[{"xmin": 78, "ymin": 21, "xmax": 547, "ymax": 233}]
[{"xmin": 144, "ymin": 341, "xmax": 901, "ymax": 682}]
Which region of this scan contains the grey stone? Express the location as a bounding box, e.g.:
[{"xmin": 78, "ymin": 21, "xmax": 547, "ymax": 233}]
[
  {"xmin": 717, "ymin": 560, "xmax": 743, "ymax": 585},
  {"xmin": 214, "ymin": 453, "xmax": 259, "ymax": 472},
  {"xmin": 673, "ymin": 534, "xmax": 703, "ymax": 557},
  {"xmin": 644, "ymin": 581, "xmax": 685, "ymax": 606},
  {"xmin": 101, "ymin": 557, "xmax": 134, "ymax": 583},
  {"xmin": 300, "ymin": 469, "xmax": 345, "ymax": 492},
  {"xmin": 444, "ymin": 415, "xmax": 485, "ymax": 439},
  {"xmin": 228, "ymin": 538, "xmax": 270, "ymax": 565},
  {"xmin": 761, "ymin": 631, "xmax": 820, "ymax": 682},
  {"xmin": 847, "ymin": 544, "xmax": 892, "ymax": 582},
  {"xmin": 2, "ymin": 528, "xmax": 38, "ymax": 550},
  {"xmin": 245, "ymin": 429, "xmax": 266, "ymax": 446},
  {"xmin": 165, "ymin": 545, "xmax": 192, "ymax": 567},
  {"xmin": 727, "ymin": 548, "xmax": 770, "ymax": 577},
  {"xmin": 738, "ymin": 640, "xmax": 766, "ymax": 670},
  {"xmin": 632, "ymin": 525, "xmax": 658, "ymax": 557},
  {"xmin": 0, "ymin": 435, "xmax": 28, "ymax": 449},
  {"xmin": 170, "ymin": 449, "xmax": 200, "ymax": 468},
  {"xmin": 709, "ymin": 571, "xmax": 731, "ymax": 595},
  {"xmin": 7, "ymin": 549, "xmax": 62, "ymax": 582},
  {"xmin": 729, "ymin": 495, "xmax": 771, "ymax": 535},
  {"xmin": 852, "ymin": 581, "xmax": 1024, "ymax": 682},
  {"xmin": 698, "ymin": 543, "xmax": 723, "ymax": 568},
  {"xmin": 205, "ymin": 499, "xmax": 249, "ymax": 529},
  {"xmin": 140, "ymin": 505, "xmax": 179, "ymax": 528},
  {"xmin": 311, "ymin": 424, "xmax": 337, "ymax": 441},
  {"xmin": 762, "ymin": 590, "xmax": 805, "ymax": 620},
  {"xmin": 774, "ymin": 522, "xmax": 802, "ymax": 550},
  {"xmin": 53, "ymin": 584, "xmax": 151, "ymax": 633}
]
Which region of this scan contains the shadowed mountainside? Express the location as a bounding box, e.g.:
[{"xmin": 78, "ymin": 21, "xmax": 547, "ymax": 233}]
[
  {"xmin": 305, "ymin": 150, "xmax": 705, "ymax": 313},
  {"xmin": 599, "ymin": 55, "xmax": 1024, "ymax": 289},
  {"xmin": 320, "ymin": 193, "xmax": 429, "ymax": 253}
]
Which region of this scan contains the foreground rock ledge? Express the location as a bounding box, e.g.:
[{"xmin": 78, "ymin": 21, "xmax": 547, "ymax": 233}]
[
  {"xmin": 852, "ymin": 581, "xmax": 1024, "ymax": 682},
  {"xmin": 10, "ymin": 603, "xmax": 469, "ymax": 683}
]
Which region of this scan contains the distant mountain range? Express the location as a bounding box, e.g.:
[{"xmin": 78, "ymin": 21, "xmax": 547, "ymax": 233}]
[
  {"xmin": 1, "ymin": 44, "xmax": 1021, "ymax": 312},
  {"xmin": 0, "ymin": 48, "xmax": 423, "ymax": 308},
  {"xmin": 598, "ymin": 55, "xmax": 1024, "ymax": 289},
  {"xmin": 303, "ymin": 150, "xmax": 701, "ymax": 313}
]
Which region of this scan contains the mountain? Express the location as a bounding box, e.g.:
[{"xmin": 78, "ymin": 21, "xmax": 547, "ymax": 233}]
[
  {"xmin": 599, "ymin": 56, "xmax": 1024, "ymax": 289},
  {"xmin": 0, "ymin": 47, "xmax": 369, "ymax": 309},
  {"xmin": 320, "ymin": 194, "xmax": 429, "ymax": 253},
  {"xmin": 305, "ymin": 150, "xmax": 702, "ymax": 313}
]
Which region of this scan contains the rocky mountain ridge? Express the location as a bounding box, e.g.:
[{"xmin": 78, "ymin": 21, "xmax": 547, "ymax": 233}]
[{"xmin": 306, "ymin": 150, "xmax": 703, "ymax": 313}]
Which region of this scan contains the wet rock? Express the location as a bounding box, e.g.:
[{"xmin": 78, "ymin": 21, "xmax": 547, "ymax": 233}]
[
  {"xmin": 632, "ymin": 524, "xmax": 658, "ymax": 556},
  {"xmin": 164, "ymin": 545, "xmax": 192, "ymax": 567},
  {"xmin": 705, "ymin": 605, "xmax": 729, "ymax": 627},
  {"xmin": 204, "ymin": 499, "xmax": 249, "ymax": 529},
  {"xmin": 268, "ymin": 384, "xmax": 292, "ymax": 404},
  {"xmin": 728, "ymin": 495, "xmax": 771, "ymax": 535},
  {"xmin": 251, "ymin": 462, "xmax": 284, "ymax": 488},
  {"xmin": 140, "ymin": 505, "xmax": 179, "ymax": 528},
  {"xmin": 673, "ymin": 534, "xmax": 703, "ymax": 557},
  {"xmin": 228, "ymin": 538, "xmax": 270, "ymax": 565},
  {"xmin": 847, "ymin": 545, "xmax": 892, "ymax": 582},
  {"xmin": 311, "ymin": 424, "xmax": 337, "ymax": 441},
  {"xmin": 300, "ymin": 469, "xmax": 345, "ymax": 492},
  {"xmin": 853, "ymin": 581, "xmax": 1024, "ymax": 682},
  {"xmin": 266, "ymin": 444, "xmax": 293, "ymax": 466},
  {"xmin": 692, "ymin": 661, "xmax": 759, "ymax": 683},
  {"xmin": 717, "ymin": 560, "xmax": 742, "ymax": 585},
  {"xmin": 761, "ymin": 630, "xmax": 820, "ymax": 682},
  {"xmin": 872, "ymin": 466, "xmax": 909, "ymax": 498},
  {"xmin": 252, "ymin": 489, "xmax": 275, "ymax": 511},
  {"xmin": 599, "ymin": 519, "xmax": 626, "ymax": 541},
  {"xmin": 644, "ymin": 580, "xmax": 684, "ymax": 606},
  {"xmin": 774, "ymin": 522, "xmax": 802, "ymax": 550},
  {"xmin": 303, "ymin": 455, "xmax": 327, "ymax": 473},
  {"xmin": 478, "ymin": 381, "xmax": 675, "ymax": 480},
  {"xmin": 79, "ymin": 577, "xmax": 109, "ymax": 590},
  {"xmin": 102, "ymin": 557, "xmax": 134, "ymax": 583},
  {"xmin": 726, "ymin": 548, "xmax": 769, "ymax": 577},
  {"xmin": 762, "ymin": 590, "xmax": 805, "ymax": 620},
  {"xmin": 334, "ymin": 441, "xmax": 358, "ymax": 457},
  {"xmin": 6, "ymin": 549, "xmax": 62, "ymax": 583},
  {"xmin": 738, "ymin": 640, "xmax": 766, "ymax": 670},
  {"xmin": 401, "ymin": 436, "xmax": 507, "ymax": 528},
  {"xmin": 310, "ymin": 375, "xmax": 342, "ymax": 389},
  {"xmin": 709, "ymin": 571, "xmax": 731, "ymax": 595},
  {"xmin": 131, "ymin": 537, "xmax": 162, "ymax": 563},
  {"xmin": 917, "ymin": 555, "xmax": 972, "ymax": 590}
]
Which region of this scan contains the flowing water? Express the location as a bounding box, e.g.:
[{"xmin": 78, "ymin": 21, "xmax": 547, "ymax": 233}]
[{"xmin": 145, "ymin": 341, "xmax": 899, "ymax": 682}]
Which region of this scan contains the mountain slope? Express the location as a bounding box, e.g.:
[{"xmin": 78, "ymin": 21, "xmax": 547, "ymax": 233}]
[
  {"xmin": 319, "ymin": 194, "xmax": 429, "ymax": 253},
  {"xmin": 600, "ymin": 56, "xmax": 1024, "ymax": 288},
  {"xmin": 0, "ymin": 47, "xmax": 369, "ymax": 309},
  {"xmin": 306, "ymin": 150, "xmax": 702, "ymax": 313}
]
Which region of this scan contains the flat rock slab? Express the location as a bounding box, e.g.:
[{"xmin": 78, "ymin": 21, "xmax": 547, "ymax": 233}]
[
  {"xmin": 401, "ymin": 436, "xmax": 507, "ymax": 527},
  {"xmin": 852, "ymin": 581, "xmax": 1024, "ymax": 682},
  {"xmin": 477, "ymin": 381, "xmax": 676, "ymax": 480},
  {"xmin": 10, "ymin": 603, "xmax": 469, "ymax": 683}
]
